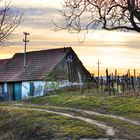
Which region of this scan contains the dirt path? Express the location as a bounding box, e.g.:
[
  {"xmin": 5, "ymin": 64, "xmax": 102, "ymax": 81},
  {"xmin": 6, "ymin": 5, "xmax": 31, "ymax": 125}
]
[
  {"xmin": 11, "ymin": 106, "xmax": 115, "ymax": 136},
  {"xmin": 43, "ymin": 106, "xmax": 140, "ymax": 126}
]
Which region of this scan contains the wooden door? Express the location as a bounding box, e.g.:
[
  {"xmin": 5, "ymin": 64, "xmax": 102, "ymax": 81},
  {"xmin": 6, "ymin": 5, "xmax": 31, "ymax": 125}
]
[
  {"xmin": 30, "ymin": 83, "xmax": 34, "ymax": 96},
  {"xmin": 14, "ymin": 83, "xmax": 22, "ymax": 101},
  {"xmin": 8, "ymin": 83, "xmax": 14, "ymax": 101}
]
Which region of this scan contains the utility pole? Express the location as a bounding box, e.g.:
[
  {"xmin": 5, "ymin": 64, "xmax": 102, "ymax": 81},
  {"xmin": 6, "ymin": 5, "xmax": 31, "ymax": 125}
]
[
  {"xmin": 23, "ymin": 32, "xmax": 30, "ymax": 68},
  {"xmin": 96, "ymin": 60, "xmax": 101, "ymax": 92}
]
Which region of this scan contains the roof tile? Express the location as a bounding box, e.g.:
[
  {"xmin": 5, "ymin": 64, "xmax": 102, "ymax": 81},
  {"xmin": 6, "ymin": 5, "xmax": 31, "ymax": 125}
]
[{"xmin": 0, "ymin": 47, "xmax": 71, "ymax": 82}]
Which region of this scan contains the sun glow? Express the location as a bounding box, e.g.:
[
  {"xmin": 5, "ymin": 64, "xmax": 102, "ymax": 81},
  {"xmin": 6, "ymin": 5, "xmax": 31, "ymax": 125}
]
[
  {"xmin": 86, "ymin": 30, "xmax": 129, "ymax": 43},
  {"xmin": 102, "ymin": 31, "xmax": 128, "ymax": 43},
  {"xmin": 0, "ymin": 0, "xmax": 140, "ymax": 76}
]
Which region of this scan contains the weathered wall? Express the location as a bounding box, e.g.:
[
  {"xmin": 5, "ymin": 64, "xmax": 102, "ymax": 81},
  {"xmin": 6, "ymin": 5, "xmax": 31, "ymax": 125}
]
[
  {"xmin": 22, "ymin": 82, "xmax": 30, "ymax": 99},
  {"xmin": 21, "ymin": 80, "xmax": 72, "ymax": 99},
  {"xmin": 1, "ymin": 79, "xmax": 88, "ymax": 101},
  {"xmin": 33, "ymin": 81, "xmax": 46, "ymax": 96},
  {"xmin": 22, "ymin": 81, "xmax": 46, "ymax": 99},
  {"xmin": 50, "ymin": 50, "xmax": 91, "ymax": 83},
  {"xmin": 16, "ymin": 79, "xmax": 89, "ymax": 101},
  {"xmin": 48, "ymin": 57, "xmax": 68, "ymax": 81}
]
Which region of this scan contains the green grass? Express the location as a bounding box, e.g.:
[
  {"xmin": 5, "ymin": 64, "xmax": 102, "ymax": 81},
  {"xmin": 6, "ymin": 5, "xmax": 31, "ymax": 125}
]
[
  {"xmin": 22, "ymin": 90, "xmax": 140, "ymax": 120},
  {"xmin": 0, "ymin": 106, "xmax": 105, "ymax": 140},
  {"xmin": 8, "ymin": 104, "xmax": 140, "ymax": 140},
  {"xmin": 0, "ymin": 90, "xmax": 140, "ymax": 139}
]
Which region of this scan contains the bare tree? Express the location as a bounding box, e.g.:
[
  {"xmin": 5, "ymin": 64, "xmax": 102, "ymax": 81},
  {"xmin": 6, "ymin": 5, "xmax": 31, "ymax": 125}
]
[
  {"xmin": 0, "ymin": 0, "xmax": 22, "ymax": 43},
  {"xmin": 55, "ymin": 0, "xmax": 140, "ymax": 32}
]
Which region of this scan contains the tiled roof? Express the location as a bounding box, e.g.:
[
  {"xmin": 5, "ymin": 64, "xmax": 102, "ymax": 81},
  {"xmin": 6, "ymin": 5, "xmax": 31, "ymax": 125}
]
[
  {"xmin": 0, "ymin": 47, "xmax": 71, "ymax": 82},
  {"xmin": 0, "ymin": 59, "xmax": 10, "ymax": 68}
]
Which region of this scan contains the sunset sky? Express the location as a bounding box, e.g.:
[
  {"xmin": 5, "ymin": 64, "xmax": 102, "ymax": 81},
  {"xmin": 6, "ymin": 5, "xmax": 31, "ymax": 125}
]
[{"xmin": 0, "ymin": 0, "xmax": 140, "ymax": 76}]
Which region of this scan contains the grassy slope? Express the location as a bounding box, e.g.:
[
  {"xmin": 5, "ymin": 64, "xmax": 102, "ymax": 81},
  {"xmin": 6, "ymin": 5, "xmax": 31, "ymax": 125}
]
[
  {"xmin": 24, "ymin": 91, "xmax": 140, "ymax": 121},
  {"xmin": 0, "ymin": 106, "xmax": 104, "ymax": 140},
  {"xmin": 14, "ymin": 104, "xmax": 140, "ymax": 139}
]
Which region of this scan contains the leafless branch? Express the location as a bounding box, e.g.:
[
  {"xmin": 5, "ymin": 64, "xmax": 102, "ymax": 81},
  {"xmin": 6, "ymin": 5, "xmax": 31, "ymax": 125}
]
[
  {"xmin": 0, "ymin": 0, "xmax": 23, "ymax": 44},
  {"xmin": 54, "ymin": 0, "xmax": 140, "ymax": 33}
]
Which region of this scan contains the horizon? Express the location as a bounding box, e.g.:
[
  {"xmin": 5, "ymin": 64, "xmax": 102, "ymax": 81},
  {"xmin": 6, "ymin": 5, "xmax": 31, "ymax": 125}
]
[
  {"xmin": 0, "ymin": 46, "xmax": 139, "ymax": 77},
  {"xmin": 0, "ymin": 0, "xmax": 140, "ymax": 76}
]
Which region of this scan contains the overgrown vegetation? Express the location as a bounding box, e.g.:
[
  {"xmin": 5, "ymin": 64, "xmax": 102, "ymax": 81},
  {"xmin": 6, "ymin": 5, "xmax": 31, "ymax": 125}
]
[
  {"xmin": 13, "ymin": 104, "xmax": 140, "ymax": 140},
  {"xmin": 23, "ymin": 90, "xmax": 140, "ymax": 120},
  {"xmin": 0, "ymin": 106, "xmax": 104, "ymax": 140},
  {"xmin": 1, "ymin": 90, "xmax": 140, "ymax": 139}
]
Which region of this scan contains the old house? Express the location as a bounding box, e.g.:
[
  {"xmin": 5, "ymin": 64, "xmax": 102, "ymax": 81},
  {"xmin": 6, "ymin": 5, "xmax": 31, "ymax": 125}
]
[{"xmin": 0, "ymin": 47, "xmax": 91, "ymax": 101}]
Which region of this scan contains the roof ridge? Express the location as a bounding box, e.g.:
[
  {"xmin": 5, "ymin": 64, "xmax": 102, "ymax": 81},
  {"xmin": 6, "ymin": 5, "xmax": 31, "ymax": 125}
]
[
  {"xmin": 15, "ymin": 47, "xmax": 72, "ymax": 55},
  {"xmin": 0, "ymin": 58, "xmax": 10, "ymax": 61}
]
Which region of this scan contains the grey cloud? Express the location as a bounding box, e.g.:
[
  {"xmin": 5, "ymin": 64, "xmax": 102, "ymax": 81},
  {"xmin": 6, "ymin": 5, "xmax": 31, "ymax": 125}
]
[
  {"xmin": 21, "ymin": 7, "xmax": 58, "ymax": 16},
  {"xmin": 16, "ymin": 7, "xmax": 91, "ymax": 30},
  {"xmin": 19, "ymin": 7, "xmax": 59, "ymax": 28},
  {"xmin": 4, "ymin": 40, "xmax": 140, "ymax": 50},
  {"xmin": 4, "ymin": 7, "xmax": 140, "ymax": 50}
]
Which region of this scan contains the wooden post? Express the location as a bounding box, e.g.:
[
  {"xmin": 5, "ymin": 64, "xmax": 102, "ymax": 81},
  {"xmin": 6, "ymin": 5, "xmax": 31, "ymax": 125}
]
[
  {"xmin": 106, "ymin": 69, "xmax": 111, "ymax": 96},
  {"xmin": 117, "ymin": 74, "xmax": 120, "ymax": 93},
  {"xmin": 131, "ymin": 76, "xmax": 135, "ymax": 95},
  {"xmin": 100, "ymin": 76, "xmax": 103, "ymax": 92},
  {"xmin": 134, "ymin": 69, "xmax": 136, "ymax": 77},
  {"xmin": 128, "ymin": 69, "xmax": 131, "ymax": 94},
  {"xmin": 115, "ymin": 69, "xmax": 117, "ymax": 82},
  {"xmin": 96, "ymin": 60, "xmax": 101, "ymax": 92},
  {"xmin": 138, "ymin": 73, "xmax": 140, "ymax": 95},
  {"xmin": 115, "ymin": 69, "xmax": 118, "ymax": 93},
  {"xmin": 111, "ymin": 73, "xmax": 115, "ymax": 95},
  {"xmin": 133, "ymin": 69, "xmax": 136, "ymax": 94}
]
